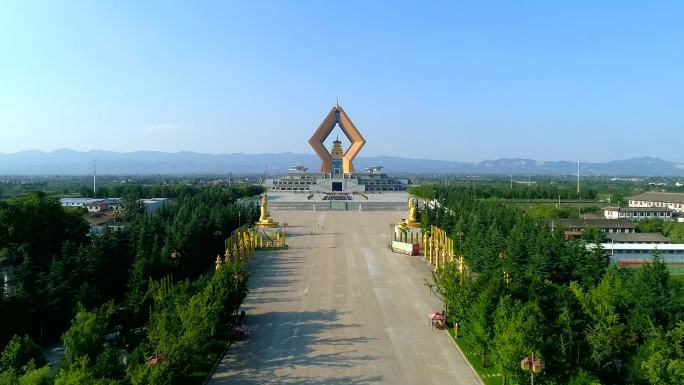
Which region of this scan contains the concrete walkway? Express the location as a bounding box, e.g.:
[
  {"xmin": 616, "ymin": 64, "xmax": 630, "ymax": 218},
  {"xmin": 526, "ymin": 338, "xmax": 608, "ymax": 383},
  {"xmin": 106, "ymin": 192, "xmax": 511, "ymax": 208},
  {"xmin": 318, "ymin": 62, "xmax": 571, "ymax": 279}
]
[{"xmin": 207, "ymin": 210, "xmax": 482, "ymax": 385}]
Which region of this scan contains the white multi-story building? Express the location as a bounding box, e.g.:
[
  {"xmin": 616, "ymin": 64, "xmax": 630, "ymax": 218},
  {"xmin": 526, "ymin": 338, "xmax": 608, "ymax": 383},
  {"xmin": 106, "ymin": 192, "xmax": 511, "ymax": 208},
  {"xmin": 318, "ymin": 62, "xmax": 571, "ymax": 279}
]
[
  {"xmin": 603, "ymin": 206, "xmax": 673, "ymax": 221},
  {"xmin": 628, "ymin": 192, "xmax": 684, "ymax": 213}
]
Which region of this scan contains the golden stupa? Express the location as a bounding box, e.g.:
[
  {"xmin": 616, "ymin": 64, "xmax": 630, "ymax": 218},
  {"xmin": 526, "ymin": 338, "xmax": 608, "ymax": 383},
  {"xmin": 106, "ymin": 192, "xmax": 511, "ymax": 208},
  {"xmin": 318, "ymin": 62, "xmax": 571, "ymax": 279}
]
[
  {"xmin": 331, "ymin": 135, "xmax": 344, "ymax": 159},
  {"xmin": 256, "ymin": 194, "xmax": 279, "ymax": 228}
]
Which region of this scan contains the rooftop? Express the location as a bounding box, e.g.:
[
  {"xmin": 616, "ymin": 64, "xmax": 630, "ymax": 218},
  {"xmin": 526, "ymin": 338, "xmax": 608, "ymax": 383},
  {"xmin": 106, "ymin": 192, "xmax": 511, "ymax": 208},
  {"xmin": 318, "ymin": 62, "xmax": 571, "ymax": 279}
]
[
  {"xmin": 603, "ymin": 206, "xmax": 673, "ymax": 212},
  {"xmin": 60, "ymin": 197, "xmax": 103, "ymax": 204},
  {"xmin": 596, "ymin": 243, "xmax": 684, "ymax": 251},
  {"xmin": 140, "ymin": 198, "xmax": 168, "ymax": 204},
  {"xmin": 605, "ymin": 232, "xmax": 671, "ymax": 243},
  {"xmin": 628, "ymin": 192, "xmax": 684, "ymax": 204},
  {"xmin": 553, "ymin": 218, "xmax": 637, "ymax": 229}
]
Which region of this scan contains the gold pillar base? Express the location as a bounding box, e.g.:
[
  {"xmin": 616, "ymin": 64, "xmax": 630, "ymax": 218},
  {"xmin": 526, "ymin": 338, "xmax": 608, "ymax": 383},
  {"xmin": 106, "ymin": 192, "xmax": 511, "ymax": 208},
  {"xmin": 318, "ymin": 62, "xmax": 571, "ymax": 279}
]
[{"xmin": 256, "ymin": 220, "xmax": 280, "ymax": 229}]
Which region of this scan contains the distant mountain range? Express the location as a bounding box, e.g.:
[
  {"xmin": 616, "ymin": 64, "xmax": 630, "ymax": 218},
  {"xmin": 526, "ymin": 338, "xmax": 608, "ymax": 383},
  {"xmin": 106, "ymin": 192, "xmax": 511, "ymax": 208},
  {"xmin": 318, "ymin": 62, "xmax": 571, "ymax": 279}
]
[{"xmin": 1, "ymin": 149, "xmax": 683, "ymax": 176}]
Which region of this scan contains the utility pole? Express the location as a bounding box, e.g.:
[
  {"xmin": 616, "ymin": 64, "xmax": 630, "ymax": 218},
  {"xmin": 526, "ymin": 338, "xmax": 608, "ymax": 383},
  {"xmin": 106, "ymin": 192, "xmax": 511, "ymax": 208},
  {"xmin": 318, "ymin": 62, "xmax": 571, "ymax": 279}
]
[
  {"xmin": 577, "ymin": 161, "xmax": 580, "ymax": 195},
  {"xmin": 92, "ymin": 160, "xmax": 96, "ymax": 197}
]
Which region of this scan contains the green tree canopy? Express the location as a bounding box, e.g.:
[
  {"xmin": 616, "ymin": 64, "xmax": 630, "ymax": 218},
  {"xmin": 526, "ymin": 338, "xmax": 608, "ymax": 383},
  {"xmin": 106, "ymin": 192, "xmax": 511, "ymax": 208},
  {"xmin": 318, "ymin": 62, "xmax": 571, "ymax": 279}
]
[
  {"xmin": 62, "ymin": 307, "xmax": 110, "ymax": 368},
  {"xmin": 0, "ymin": 335, "xmax": 45, "ymax": 374}
]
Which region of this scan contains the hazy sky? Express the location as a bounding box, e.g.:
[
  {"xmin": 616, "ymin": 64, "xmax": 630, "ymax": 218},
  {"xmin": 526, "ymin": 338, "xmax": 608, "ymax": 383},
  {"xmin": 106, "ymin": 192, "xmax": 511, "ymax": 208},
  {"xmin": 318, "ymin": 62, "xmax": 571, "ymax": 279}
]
[{"xmin": 1, "ymin": 1, "xmax": 682, "ymax": 162}]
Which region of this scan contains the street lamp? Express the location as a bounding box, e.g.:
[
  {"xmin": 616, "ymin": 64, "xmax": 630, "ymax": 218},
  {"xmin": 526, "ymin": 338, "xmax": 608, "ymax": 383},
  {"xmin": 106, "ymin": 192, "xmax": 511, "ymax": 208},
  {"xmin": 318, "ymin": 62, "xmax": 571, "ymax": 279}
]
[
  {"xmin": 521, "ymin": 352, "xmax": 544, "ymax": 385},
  {"xmin": 238, "ymin": 211, "xmax": 241, "ymax": 228},
  {"xmin": 232, "ymin": 273, "xmax": 243, "ymax": 323}
]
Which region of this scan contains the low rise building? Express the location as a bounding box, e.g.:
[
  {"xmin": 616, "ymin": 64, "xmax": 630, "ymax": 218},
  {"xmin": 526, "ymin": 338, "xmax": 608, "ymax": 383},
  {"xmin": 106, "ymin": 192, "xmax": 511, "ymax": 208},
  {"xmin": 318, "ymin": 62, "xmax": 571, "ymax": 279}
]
[
  {"xmin": 603, "ymin": 206, "xmax": 673, "ymax": 221},
  {"xmin": 85, "ymin": 200, "xmax": 109, "ymax": 213},
  {"xmin": 591, "ymin": 243, "xmax": 684, "ymax": 274},
  {"xmin": 104, "ymin": 198, "xmax": 122, "ymax": 210},
  {"xmin": 140, "ymin": 198, "xmax": 168, "ymax": 214},
  {"xmin": 628, "ymin": 192, "xmax": 684, "ymax": 213},
  {"xmin": 90, "ymin": 221, "xmax": 130, "ymax": 235},
  {"xmin": 61, "ymin": 197, "xmax": 121, "ymax": 211},
  {"xmin": 553, "ymin": 218, "xmax": 637, "ymax": 235}
]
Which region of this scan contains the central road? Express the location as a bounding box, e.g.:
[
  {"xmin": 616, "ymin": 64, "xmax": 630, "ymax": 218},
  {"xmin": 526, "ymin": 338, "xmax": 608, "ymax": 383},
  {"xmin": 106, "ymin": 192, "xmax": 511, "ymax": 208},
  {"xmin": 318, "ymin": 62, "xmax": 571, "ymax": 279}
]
[{"xmin": 208, "ymin": 210, "xmax": 481, "ymax": 385}]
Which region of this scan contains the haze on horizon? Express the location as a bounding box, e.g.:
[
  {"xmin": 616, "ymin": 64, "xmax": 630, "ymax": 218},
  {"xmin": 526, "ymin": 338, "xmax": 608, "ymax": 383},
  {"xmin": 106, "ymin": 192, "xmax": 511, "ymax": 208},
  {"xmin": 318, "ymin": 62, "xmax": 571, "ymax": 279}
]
[{"xmin": 1, "ymin": 1, "xmax": 682, "ymax": 163}]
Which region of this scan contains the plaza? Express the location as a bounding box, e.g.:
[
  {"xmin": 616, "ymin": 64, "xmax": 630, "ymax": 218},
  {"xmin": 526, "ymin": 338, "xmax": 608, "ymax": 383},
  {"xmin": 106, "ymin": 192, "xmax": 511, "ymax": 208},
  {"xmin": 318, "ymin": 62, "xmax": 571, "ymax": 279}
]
[{"xmin": 207, "ymin": 210, "xmax": 481, "ymax": 385}]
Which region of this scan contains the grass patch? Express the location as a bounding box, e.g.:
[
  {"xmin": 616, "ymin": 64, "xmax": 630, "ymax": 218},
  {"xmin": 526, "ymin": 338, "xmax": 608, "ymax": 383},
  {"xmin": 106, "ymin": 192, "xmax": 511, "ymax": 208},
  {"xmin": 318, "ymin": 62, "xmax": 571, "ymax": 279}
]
[
  {"xmin": 667, "ymin": 264, "xmax": 684, "ymax": 277},
  {"xmin": 177, "ymin": 336, "xmax": 229, "ymax": 385},
  {"xmin": 670, "ymin": 275, "xmax": 684, "ymax": 284},
  {"xmin": 446, "ymin": 325, "xmax": 502, "ymax": 385}
]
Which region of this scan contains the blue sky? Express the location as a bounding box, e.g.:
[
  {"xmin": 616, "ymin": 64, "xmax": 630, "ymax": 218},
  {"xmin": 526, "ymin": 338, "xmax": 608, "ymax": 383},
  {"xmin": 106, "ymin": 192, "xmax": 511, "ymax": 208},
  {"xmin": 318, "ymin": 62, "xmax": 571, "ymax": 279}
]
[{"xmin": 1, "ymin": 1, "xmax": 682, "ymax": 162}]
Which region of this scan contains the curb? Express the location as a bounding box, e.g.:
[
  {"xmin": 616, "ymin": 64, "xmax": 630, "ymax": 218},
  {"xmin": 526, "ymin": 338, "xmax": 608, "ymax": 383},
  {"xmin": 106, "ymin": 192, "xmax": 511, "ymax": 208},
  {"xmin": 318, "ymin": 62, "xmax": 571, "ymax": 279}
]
[
  {"xmin": 202, "ymin": 340, "xmax": 233, "ymax": 385},
  {"xmin": 444, "ymin": 329, "xmax": 486, "ymax": 385}
]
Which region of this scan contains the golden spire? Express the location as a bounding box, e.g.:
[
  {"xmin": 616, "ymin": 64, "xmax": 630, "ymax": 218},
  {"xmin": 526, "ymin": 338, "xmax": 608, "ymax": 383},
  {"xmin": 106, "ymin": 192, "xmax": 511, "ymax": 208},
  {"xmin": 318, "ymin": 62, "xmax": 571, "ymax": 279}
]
[{"xmin": 331, "ymin": 136, "xmax": 344, "ymax": 158}]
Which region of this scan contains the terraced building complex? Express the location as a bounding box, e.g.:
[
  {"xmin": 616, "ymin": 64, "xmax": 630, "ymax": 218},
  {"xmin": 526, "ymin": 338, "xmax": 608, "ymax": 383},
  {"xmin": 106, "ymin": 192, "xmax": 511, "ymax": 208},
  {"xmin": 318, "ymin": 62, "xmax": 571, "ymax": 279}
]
[{"xmin": 265, "ymin": 103, "xmax": 408, "ymax": 194}]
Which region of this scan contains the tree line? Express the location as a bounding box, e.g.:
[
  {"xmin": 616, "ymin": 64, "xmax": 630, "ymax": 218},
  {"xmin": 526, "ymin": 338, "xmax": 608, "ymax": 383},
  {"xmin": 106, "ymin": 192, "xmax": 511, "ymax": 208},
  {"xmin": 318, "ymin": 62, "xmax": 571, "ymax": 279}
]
[
  {"xmin": 81, "ymin": 183, "xmax": 262, "ymax": 200},
  {"xmin": 412, "ymin": 184, "xmax": 598, "ymax": 201},
  {"xmin": 410, "ymin": 185, "xmax": 683, "ymax": 385},
  {"xmin": 0, "ymin": 185, "xmax": 261, "ymax": 384}
]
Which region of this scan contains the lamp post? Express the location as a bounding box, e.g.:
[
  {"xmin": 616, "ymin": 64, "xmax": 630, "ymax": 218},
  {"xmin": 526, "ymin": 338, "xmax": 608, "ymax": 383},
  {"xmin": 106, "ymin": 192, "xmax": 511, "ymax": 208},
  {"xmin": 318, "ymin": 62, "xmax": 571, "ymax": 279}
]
[
  {"xmin": 521, "ymin": 352, "xmax": 544, "ymax": 385},
  {"xmin": 238, "ymin": 211, "xmax": 241, "ymax": 228},
  {"xmin": 232, "ymin": 273, "xmax": 243, "ymax": 323}
]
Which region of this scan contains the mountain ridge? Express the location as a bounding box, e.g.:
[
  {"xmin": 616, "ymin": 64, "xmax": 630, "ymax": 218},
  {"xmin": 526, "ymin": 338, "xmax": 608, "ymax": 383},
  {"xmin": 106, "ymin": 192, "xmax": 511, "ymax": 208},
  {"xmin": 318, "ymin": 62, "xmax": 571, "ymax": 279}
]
[{"xmin": 0, "ymin": 149, "xmax": 683, "ymax": 176}]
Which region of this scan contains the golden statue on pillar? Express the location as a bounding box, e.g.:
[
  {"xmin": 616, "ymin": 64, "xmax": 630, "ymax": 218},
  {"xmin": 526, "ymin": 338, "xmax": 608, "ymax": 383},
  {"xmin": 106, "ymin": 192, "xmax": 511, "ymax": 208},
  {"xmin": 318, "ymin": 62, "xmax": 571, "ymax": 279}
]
[
  {"xmin": 256, "ymin": 194, "xmax": 279, "ymax": 228},
  {"xmin": 404, "ymin": 198, "xmax": 420, "ymax": 228},
  {"xmin": 215, "ymin": 255, "xmax": 223, "ymax": 271}
]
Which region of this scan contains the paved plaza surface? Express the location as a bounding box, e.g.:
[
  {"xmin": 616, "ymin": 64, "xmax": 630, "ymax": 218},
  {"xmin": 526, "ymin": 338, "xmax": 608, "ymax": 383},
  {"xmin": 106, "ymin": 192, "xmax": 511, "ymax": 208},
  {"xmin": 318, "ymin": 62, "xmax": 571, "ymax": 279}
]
[{"xmin": 207, "ymin": 210, "xmax": 481, "ymax": 385}]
